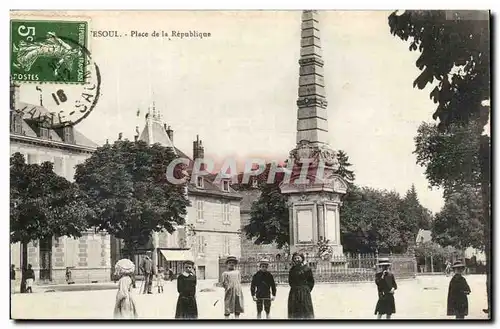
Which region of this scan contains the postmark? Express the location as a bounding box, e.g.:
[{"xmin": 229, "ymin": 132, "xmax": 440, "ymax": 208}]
[
  {"xmin": 12, "ymin": 35, "xmax": 101, "ymax": 129},
  {"xmin": 11, "ymin": 19, "xmax": 88, "ymax": 84}
]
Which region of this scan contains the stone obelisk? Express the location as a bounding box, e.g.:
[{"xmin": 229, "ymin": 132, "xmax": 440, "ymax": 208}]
[{"xmin": 280, "ymin": 10, "xmax": 348, "ymax": 258}]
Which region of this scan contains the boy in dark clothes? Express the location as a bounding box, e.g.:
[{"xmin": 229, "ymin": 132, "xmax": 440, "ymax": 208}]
[
  {"xmin": 447, "ymin": 261, "xmax": 471, "ymax": 319},
  {"xmin": 251, "ymin": 258, "xmax": 276, "ymax": 319}
]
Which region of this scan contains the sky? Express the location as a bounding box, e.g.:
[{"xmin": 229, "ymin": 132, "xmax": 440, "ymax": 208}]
[{"xmin": 17, "ymin": 10, "xmax": 445, "ymax": 213}]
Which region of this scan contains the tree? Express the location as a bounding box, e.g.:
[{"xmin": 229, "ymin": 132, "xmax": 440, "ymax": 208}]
[
  {"xmin": 432, "ymin": 187, "xmax": 484, "ymax": 251},
  {"xmin": 401, "ymin": 184, "xmax": 432, "ymax": 230},
  {"xmin": 336, "ymin": 150, "xmax": 355, "ymax": 185},
  {"xmin": 414, "ymin": 121, "xmax": 482, "ymax": 196},
  {"xmin": 10, "ymin": 153, "xmax": 92, "ymax": 291},
  {"xmin": 243, "ymin": 150, "xmax": 357, "ymax": 248},
  {"xmin": 74, "ymin": 140, "xmax": 190, "ymax": 261},
  {"xmin": 243, "ymin": 164, "xmax": 289, "ymax": 248},
  {"xmin": 389, "ymin": 10, "xmax": 491, "ymax": 314},
  {"xmin": 341, "ymin": 186, "xmax": 419, "ymax": 254}
]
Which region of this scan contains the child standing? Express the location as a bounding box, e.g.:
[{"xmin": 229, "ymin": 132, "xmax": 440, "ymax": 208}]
[
  {"xmin": 113, "ymin": 259, "xmax": 138, "ymax": 319},
  {"xmin": 156, "ymin": 267, "xmax": 165, "ymax": 293},
  {"xmin": 447, "ymin": 261, "xmax": 471, "ymax": 320},
  {"xmin": 24, "ymin": 264, "xmax": 35, "ymax": 293},
  {"xmin": 374, "ymin": 258, "xmax": 397, "ymax": 320},
  {"xmin": 251, "ymin": 258, "xmax": 276, "ymax": 319},
  {"xmin": 175, "ymin": 260, "xmax": 198, "ymax": 319},
  {"xmin": 222, "ymin": 256, "xmax": 244, "ymax": 319}
]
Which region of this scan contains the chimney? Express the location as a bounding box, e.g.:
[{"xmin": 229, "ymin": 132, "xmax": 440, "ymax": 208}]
[
  {"xmin": 193, "ymin": 135, "xmax": 205, "ymax": 171},
  {"xmin": 134, "ymin": 135, "xmax": 138, "ymax": 142},
  {"xmin": 10, "ymin": 82, "xmax": 20, "ymax": 111},
  {"xmin": 165, "ymin": 124, "xmax": 174, "ymax": 143}
]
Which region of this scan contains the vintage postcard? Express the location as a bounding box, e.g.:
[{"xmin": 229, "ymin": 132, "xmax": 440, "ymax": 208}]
[{"xmin": 9, "ymin": 10, "xmax": 491, "ymax": 320}]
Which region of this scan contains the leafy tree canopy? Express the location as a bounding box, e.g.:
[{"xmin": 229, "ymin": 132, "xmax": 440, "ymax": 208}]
[
  {"xmin": 74, "ymin": 140, "xmax": 190, "ymax": 253},
  {"xmin": 10, "ymin": 152, "xmax": 92, "ymax": 243},
  {"xmin": 432, "ymin": 186, "xmax": 484, "ymax": 251},
  {"xmin": 389, "ymin": 10, "xmax": 490, "ymax": 130}
]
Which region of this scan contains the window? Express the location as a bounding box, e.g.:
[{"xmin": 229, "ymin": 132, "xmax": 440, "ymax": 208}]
[
  {"xmin": 196, "ymin": 176, "xmax": 204, "ymax": 188},
  {"xmin": 222, "ymin": 180, "xmax": 230, "ymax": 192},
  {"xmin": 251, "ymin": 177, "xmax": 259, "ymax": 188},
  {"xmin": 196, "ymin": 200, "xmax": 204, "ymax": 222},
  {"xmin": 54, "ymin": 157, "xmax": 64, "ymax": 176},
  {"xmin": 223, "ymin": 236, "xmax": 231, "ymax": 255},
  {"xmin": 40, "ymin": 127, "xmax": 49, "ymax": 139},
  {"xmin": 222, "ymin": 202, "xmax": 231, "ymax": 225},
  {"xmin": 10, "ymin": 112, "xmax": 22, "ymax": 134},
  {"xmin": 63, "ymin": 127, "xmax": 74, "ymax": 144},
  {"xmin": 197, "ymin": 235, "xmax": 206, "ymax": 254}
]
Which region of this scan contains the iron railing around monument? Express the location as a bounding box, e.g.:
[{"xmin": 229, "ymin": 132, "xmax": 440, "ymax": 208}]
[{"xmin": 218, "ymin": 253, "xmax": 416, "ymax": 285}]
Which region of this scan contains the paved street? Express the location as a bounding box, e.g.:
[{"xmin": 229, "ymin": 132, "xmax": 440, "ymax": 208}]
[{"xmin": 11, "ymin": 275, "xmax": 488, "ymax": 320}]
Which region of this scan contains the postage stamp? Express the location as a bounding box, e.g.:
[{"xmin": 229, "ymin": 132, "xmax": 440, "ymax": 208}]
[{"xmin": 10, "ymin": 19, "xmax": 88, "ymax": 84}]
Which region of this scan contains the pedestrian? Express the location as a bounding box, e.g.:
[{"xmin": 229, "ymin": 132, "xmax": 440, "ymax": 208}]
[
  {"xmin": 374, "ymin": 257, "xmax": 397, "ymax": 320},
  {"xmin": 113, "ymin": 259, "xmax": 138, "ymax": 319},
  {"xmin": 447, "ymin": 261, "xmax": 471, "ymax": 320},
  {"xmin": 140, "ymin": 252, "xmax": 155, "ymax": 294},
  {"xmin": 156, "ymin": 267, "xmax": 165, "ymax": 293},
  {"xmin": 251, "ymin": 258, "xmax": 276, "ymax": 319},
  {"xmin": 222, "ymin": 255, "xmax": 244, "ymax": 319},
  {"xmin": 175, "ymin": 260, "xmax": 198, "ymax": 319},
  {"xmin": 287, "ymin": 252, "xmax": 314, "ymax": 319},
  {"xmin": 445, "ymin": 260, "xmax": 452, "ymax": 276},
  {"xmin": 10, "ymin": 264, "xmax": 16, "ymax": 294},
  {"xmin": 25, "ymin": 264, "xmax": 35, "ymax": 293},
  {"xmin": 168, "ymin": 268, "xmax": 174, "ymax": 281}
]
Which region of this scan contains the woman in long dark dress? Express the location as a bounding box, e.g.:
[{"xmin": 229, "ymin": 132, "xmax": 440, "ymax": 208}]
[
  {"xmin": 287, "ymin": 252, "xmax": 315, "ymax": 319},
  {"xmin": 175, "ymin": 260, "xmax": 198, "ymax": 319},
  {"xmin": 447, "ymin": 261, "xmax": 471, "ymax": 319},
  {"xmin": 374, "ymin": 258, "xmax": 397, "ymax": 320}
]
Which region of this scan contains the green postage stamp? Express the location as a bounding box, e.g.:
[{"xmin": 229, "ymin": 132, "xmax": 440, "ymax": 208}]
[{"xmin": 10, "ymin": 20, "xmax": 88, "ymax": 84}]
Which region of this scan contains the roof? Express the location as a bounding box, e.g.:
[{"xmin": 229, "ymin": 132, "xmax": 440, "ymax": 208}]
[
  {"xmin": 416, "ymin": 229, "xmax": 432, "ymax": 244},
  {"xmin": 138, "ymin": 116, "xmax": 241, "ymax": 200},
  {"xmin": 12, "ymin": 101, "xmax": 99, "ymax": 149}
]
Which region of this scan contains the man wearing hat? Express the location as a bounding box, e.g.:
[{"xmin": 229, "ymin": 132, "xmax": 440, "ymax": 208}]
[
  {"xmin": 374, "ymin": 258, "xmax": 397, "ymax": 319},
  {"xmin": 140, "ymin": 251, "xmax": 155, "ymax": 294},
  {"xmin": 221, "ymin": 256, "xmax": 244, "ymax": 319},
  {"xmin": 175, "ymin": 260, "xmax": 198, "ymax": 319},
  {"xmin": 447, "ymin": 261, "xmax": 471, "ymax": 319},
  {"xmin": 251, "ymin": 258, "xmax": 277, "ymax": 319}
]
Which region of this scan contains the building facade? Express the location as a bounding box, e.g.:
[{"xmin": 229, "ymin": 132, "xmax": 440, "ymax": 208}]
[
  {"xmin": 10, "ymin": 83, "xmax": 111, "ymax": 284},
  {"xmin": 113, "ymin": 107, "xmax": 242, "ymax": 280}
]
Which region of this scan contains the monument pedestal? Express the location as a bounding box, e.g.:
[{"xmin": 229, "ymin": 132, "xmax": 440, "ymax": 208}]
[{"xmin": 282, "ymin": 176, "xmax": 347, "ymax": 258}]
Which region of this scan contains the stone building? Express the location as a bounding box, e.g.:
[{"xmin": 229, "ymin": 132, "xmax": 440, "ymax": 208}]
[
  {"xmin": 112, "ymin": 106, "xmax": 242, "ymax": 280},
  {"xmin": 9, "ymin": 83, "xmax": 111, "ymax": 284}
]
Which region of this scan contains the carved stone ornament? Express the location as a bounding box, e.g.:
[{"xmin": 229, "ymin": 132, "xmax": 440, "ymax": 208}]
[
  {"xmin": 318, "ymin": 145, "xmax": 340, "ymax": 170},
  {"xmin": 298, "ymin": 194, "xmax": 309, "ymax": 201},
  {"xmin": 290, "ymin": 140, "xmax": 316, "ymax": 161}
]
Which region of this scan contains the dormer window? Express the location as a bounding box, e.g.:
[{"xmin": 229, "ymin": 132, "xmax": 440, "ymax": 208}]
[
  {"xmin": 40, "ymin": 127, "xmax": 49, "ymax": 139},
  {"xmin": 196, "ymin": 176, "xmax": 204, "ymax": 188},
  {"xmin": 251, "ymin": 177, "xmax": 259, "ymax": 188},
  {"xmin": 222, "ymin": 180, "xmax": 230, "ymax": 192}
]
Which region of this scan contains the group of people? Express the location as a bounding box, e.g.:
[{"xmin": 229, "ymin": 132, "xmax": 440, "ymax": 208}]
[
  {"xmin": 10, "ymin": 263, "xmax": 35, "ymax": 294},
  {"xmin": 112, "ymin": 253, "xmax": 472, "ymax": 320},
  {"xmin": 136, "ymin": 253, "xmax": 174, "ymax": 295}
]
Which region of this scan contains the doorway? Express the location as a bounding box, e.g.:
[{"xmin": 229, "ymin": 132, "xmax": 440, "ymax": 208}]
[
  {"xmin": 39, "ymin": 237, "xmax": 52, "ymax": 281},
  {"xmin": 197, "ymin": 266, "xmax": 206, "ymax": 280}
]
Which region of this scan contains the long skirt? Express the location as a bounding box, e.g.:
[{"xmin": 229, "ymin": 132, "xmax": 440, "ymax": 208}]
[
  {"xmin": 175, "ymin": 295, "xmax": 198, "ymax": 319},
  {"xmin": 287, "ymin": 286, "xmax": 314, "ymax": 319},
  {"xmin": 375, "ymin": 293, "xmax": 395, "ymax": 315},
  {"xmin": 114, "ymin": 296, "xmax": 138, "ymax": 319}
]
